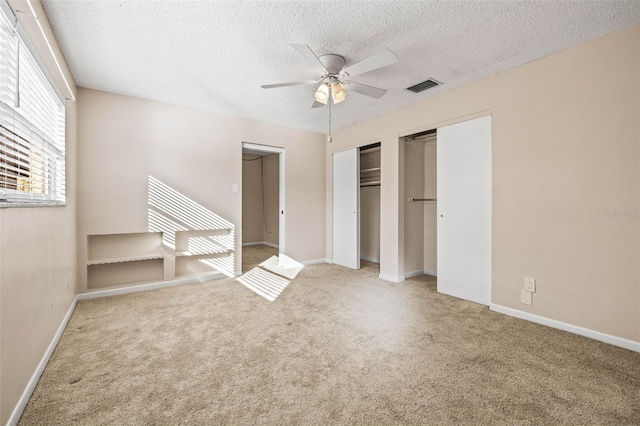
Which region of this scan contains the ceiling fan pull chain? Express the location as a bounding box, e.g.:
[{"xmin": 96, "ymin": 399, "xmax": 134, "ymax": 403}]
[{"xmin": 328, "ymin": 85, "xmax": 332, "ymax": 143}]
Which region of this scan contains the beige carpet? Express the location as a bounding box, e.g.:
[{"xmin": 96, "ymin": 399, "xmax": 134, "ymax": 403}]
[{"xmin": 19, "ymin": 247, "xmax": 640, "ymax": 424}]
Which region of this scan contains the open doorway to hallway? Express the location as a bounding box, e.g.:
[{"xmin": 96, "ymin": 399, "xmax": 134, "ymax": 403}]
[{"xmin": 241, "ymin": 143, "xmax": 285, "ymax": 273}]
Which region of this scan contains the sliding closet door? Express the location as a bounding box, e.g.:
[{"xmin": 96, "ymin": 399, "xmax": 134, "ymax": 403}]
[
  {"xmin": 437, "ymin": 115, "xmax": 492, "ymax": 305},
  {"xmin": 333, "ymin": 148, "xmax": 360, "ymax": 269}
]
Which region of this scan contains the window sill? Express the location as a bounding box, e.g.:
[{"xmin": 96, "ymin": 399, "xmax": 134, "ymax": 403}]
[{"xmin": 0, "ymin": 202, "xmax": 67, "ymax": 209}]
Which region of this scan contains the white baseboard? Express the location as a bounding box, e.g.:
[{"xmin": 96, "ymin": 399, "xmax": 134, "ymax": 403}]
[
  {"xmin": 242, "ymin": 241, "xmax": 279, "ymax": 249},
  {"xmin": 404, "ymin": 270, "xmax": 424, "ymax": 279},
  {"xmin": 490, "ymin": 304, "xmax": 640, "ymax": 353},
  {"xmin": 379, "ymin": 273, "xmax": 404, "ymax": 283},
  {"xmin": 301, "ymin": 258, "xmax": 326, "ymax": 266},
  {"xmin": 77, "ymin": 273, "xmax": 226, "ymax": 301},
  {"xmin": 7, "ymin": 295, "xmax": 79, "ymax": 426},
  {"xmin": 423, "ymin": 269, "xmax": 437, "ymax": 277},
  {"xmin": 360, "ymin": 256, "xmax": 380, "ymax": 263},
  {"xmin": 325, "ymin": 258, "xmax": 333, "ymax": 264}
]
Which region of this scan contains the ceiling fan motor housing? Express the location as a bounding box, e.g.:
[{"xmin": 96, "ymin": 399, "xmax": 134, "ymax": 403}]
[{"xmin": 319, "ymin": 54, "xmax": 346, "ymax": 75}]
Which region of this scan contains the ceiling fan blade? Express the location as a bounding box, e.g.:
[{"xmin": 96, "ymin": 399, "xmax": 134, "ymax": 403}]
[
  {"xmin": 346, "ymin": 81, "xmax": 387, "ymax": 99},
  {"xmin": 261, "ymin": 80, "xmax": 318, "ymax": 89},
  {"xmin": 290, "ymin": 43, "xmax": 327, "ymax": 76},
  {"xmin": 311, "ymin": 101, "xmax": 325, "ymax": 108},
  {"xmin": 340, "ymin": 50, "xmax": 397, "ymax": 78}
]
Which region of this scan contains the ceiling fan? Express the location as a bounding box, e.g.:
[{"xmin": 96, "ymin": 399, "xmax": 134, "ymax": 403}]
[{"xmin": 261, "ymin": 44, "xmax": 397, "ymax": 108}]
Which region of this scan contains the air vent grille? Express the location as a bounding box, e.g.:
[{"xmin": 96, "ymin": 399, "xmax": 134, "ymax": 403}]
[{"xmin": 406, "ymin": 79, "xmax": 441, "ymax": 93}]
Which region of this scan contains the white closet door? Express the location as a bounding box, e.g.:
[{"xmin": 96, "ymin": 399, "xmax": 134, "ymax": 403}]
[
  {"xmin": 333, "ymin": 148, "xmax": 360, "ymax": 269},
  {"xmin": 437, "ymin": 115, "xmax": 492, "ymax": 305}
]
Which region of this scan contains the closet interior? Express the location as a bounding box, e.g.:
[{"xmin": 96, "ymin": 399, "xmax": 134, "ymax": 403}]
[
  {"xmin": 403, "ymin": 130, "xmax": 437, "ymax": 278},
  {"xmin": 359, "ymin": 142, "xmax": 381, "ymax": 268}
]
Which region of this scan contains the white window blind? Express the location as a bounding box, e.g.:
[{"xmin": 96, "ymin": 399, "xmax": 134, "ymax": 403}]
[{"xmin": 0, "ymin": 3, "xmax": 65, "ymax": 205}]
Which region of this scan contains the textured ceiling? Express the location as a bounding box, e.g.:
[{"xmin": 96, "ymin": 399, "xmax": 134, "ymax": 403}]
[{"xmin": 42, "ymin": 1, "xmax": 640, "ymax": 134}]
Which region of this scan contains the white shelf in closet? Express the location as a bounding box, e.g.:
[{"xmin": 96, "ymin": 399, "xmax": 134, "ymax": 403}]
[{"xmin": 360, "ymin": 167, "xmax": 381, "ymax": 174}]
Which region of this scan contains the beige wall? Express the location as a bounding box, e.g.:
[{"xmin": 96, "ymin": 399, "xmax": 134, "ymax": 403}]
[
  {"xmin": 262, "ymin": 154, "xmax": 279, "ymax": 246},
  {"xmin": 77, "ymin": 88, "xmax": 325, "ymax": 289},
  {"xmin": 403, "ymin": 140, "xmax": 425, "ymax": 274},
  {"xmin": 327, "ymin": 25, "xmax": 640, "ymax": 342},
  {"xmin": 423, "ymin": 141, "xmax": 437, "ymax": 274},
  {"xmin": 242, "ymin": 154, "xmax": 279, "ymax": 245},
  {"xmin": 0, "ymin": 1, "xmax": 77, "ymax": 423},
  {"xmin": 242, "ymin": 157, "xmax": 264, "ymax": 243}
]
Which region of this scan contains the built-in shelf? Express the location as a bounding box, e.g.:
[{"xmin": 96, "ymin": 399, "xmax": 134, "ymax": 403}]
[
  {"xmin": 87, "ymin": 253, "xmax": 165, "ymax": 266},
  {"xmin": 87, "ymin": 258, "xmax": 164, "ymax": 290},
  {"xmin": 175, "ymin": 249, "xmax": 234, "ymax": 257},
  {"xmin": 86, "ymin": 228, "xmax": 233, "ymax": 291},
  {"xmin": 360, "ymin": 181, "xmax": 381, "ymax": 187},
  {"xmin": 87, "ymin": 232, "xmax": 164, "ymax": 265}
]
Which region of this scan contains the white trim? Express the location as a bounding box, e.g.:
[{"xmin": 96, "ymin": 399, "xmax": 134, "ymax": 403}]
[
  {"xmin": 423, "ymin": 269, "xmax": 437, "ymax": 276},
  {"xmin": 242, "ymin": 241, "xmax": 279, "ymax": 249},
  {"xmin": 7, "ymin": 295, "xmax": 78, "ymax": 426},
  {"xmin": 379, "ymin": 273, "xmax": 404, "ymax": 283},
  {"xmin": 490, "ymin": 304, "xmax": 640, "ymax": 353},
  {"xmin": 300, "ymin": 258, "xmax": 326, "ymax": 266},
  {"xmin": 25, "ymin": 0, "xmax": 75, "ymax": 101},
  {"xmin": 404, "ymin": 270, "xmax": 424, "ymax": 279},
  {"xmin": 77, "ymin": 274, "xmax": 225, "ymax": 301},
  {"xmin": 325, "ymin": 258, "xmax": 333, "ymax": 264},
  {"xmin": 360, "ymin": 256, "xmax": 380, "ymax": 263}
]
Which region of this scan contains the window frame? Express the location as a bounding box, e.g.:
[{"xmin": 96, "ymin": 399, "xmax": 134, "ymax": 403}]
[{"xmin": 0, "ymin": 0, "xmax": 67, "ymax": 208}]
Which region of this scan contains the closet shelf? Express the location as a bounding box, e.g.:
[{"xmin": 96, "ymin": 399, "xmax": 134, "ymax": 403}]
[
  {"xmin": 360, "ymin": 181, "xmax": 381, "ymax": 187},
  {"xmin": 360, "ymin": 146, "xmax": 381, "ymax": 155},
  {"xmin": 360, "ymin": 167, "xmax": 381, "ymax": 174}
]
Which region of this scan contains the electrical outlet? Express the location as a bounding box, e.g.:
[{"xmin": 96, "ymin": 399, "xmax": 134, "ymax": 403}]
[
  {"xmin": 524, "ymin": 277, "xmax": 536, "ymax": 292},
  {"xmin": 521, "ymin": 290, "xmax": 532, "ymax": 305}
]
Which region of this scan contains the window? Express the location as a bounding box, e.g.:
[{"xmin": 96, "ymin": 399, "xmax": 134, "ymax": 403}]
[{"xmin": 0, "ymin": 2, "xmax": 65, "ymax": 205}]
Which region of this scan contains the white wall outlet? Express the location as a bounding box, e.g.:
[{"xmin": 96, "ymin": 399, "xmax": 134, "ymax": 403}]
[
  {"xmin": 232, "ymin": 184, "xmax": 239, "ymax": 193},
  {"xmin": 524, "ymin": 277, "xmax": 536, "ymax": 292},
  {"xmin": 521, "ymin": 290, "xmax": 532, "ymax": 305}
]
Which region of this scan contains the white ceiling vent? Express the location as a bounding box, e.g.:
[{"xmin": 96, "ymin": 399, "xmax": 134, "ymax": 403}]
[{"xmin": 406, "ymin": 79, "xmax": 441, "ymax": 93}]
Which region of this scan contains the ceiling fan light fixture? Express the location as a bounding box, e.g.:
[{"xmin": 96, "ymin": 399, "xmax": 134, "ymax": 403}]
[
  {"xmin": 331, "ymin": 82, "xmax": 346, "ymax": 104},
  {"xmin": 314, "ymin": 83, "xmax": 329, "ymax": 104}
]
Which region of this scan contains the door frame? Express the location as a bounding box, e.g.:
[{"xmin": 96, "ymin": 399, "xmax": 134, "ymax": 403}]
[{"xmin": 241, "ymin": 142, "xmax": 286, "ymax": 255}]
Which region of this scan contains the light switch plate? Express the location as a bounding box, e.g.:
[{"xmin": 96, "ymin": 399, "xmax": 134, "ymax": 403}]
[
  {"xmin": 521, "ymin": 290, "xmax": 532, "ymax": 305},
  {"xmin": 232, "ymin": 184, "xmax": 239, "ymax": 193}
]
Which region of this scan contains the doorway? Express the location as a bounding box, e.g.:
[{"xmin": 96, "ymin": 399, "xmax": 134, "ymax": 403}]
[{"xmin": 241, "ymin": 142, "xmax": 285, "ymax": 273}]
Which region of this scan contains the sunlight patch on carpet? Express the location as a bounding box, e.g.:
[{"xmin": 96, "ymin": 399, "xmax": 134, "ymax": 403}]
[
  {"xmin": 259, "ymin": 254, "xmax": 304, "ymax": 280},
  {"xmin": 237, "ymin": 254, "xmax": 305, "ymax": 301},
  {"xmin": 236, "ymin": 267, "xmax": 291, "ymax": 302}
]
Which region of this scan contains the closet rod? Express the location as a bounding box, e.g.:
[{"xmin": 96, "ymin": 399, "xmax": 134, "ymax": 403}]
[{"xmin": 410, "ymin": 198, "xmax": 437, "ymax": 202}]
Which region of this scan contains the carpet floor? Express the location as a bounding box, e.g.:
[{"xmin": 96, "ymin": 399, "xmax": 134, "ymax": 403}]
[{"xmin": 19, "ymin": 246, "xmax": 640, "ymax": 425}]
